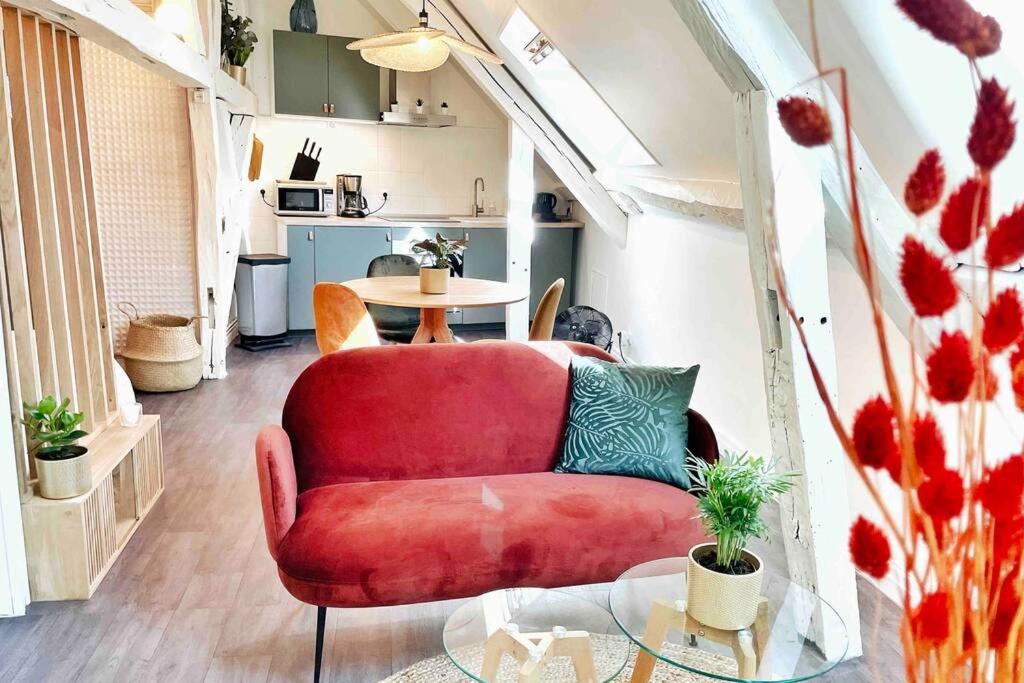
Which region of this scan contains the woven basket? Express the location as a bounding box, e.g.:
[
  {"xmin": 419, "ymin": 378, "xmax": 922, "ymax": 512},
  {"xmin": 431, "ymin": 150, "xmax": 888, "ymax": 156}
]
[{"xmin": 118, "ymin": 303, "xmax": 203, "ymax": 393}]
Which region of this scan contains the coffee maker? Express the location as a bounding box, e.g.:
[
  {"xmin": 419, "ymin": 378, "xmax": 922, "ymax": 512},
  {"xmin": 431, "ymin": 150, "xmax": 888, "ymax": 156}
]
[{"xmin": 337, "ymin": 174, "xmax": 368, "ymax": 218}]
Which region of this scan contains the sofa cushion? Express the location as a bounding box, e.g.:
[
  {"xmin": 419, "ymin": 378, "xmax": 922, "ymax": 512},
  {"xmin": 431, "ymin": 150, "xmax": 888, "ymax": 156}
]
[
  {"xmin": 275, "ymin": 472, "xmax": 709, "ymax": 608},
  {"xmin": 557, "ymin": 357, "xmax": 700, "ymax": 489}
]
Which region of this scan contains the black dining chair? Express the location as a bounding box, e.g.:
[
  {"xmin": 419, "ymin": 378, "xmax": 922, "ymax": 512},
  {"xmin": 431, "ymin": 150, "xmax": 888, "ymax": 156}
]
[{"xmin": 366, "ymin": 254, "xmax": 420, "ymax": 343}]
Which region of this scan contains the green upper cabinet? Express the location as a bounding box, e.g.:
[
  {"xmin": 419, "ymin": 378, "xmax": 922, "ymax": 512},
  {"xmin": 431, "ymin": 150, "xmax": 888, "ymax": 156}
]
[
  {"xmin": 273, "ymin": 31, "xmax": 381, "ymax": 121},
  {"xmin": 274, "ymin": 31, "xmax": 329, "ymax": 117},
  {"xmin": 328, "ymin": 36, "xmax": 382, "ymax": 121}
]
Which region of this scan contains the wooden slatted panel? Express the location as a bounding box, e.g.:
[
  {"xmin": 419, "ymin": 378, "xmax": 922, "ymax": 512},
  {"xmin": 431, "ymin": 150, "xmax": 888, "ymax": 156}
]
[
  {"xmin": 2, "ymin": 6, "xmax": 58, "ymax": 399},
  {"xmin": 13, "ymin": 12, "xmax": 77, "ymax": 409},
  {"xmin": 37, "ymin": 21, "xmax": 94, "ymax": 431},
  {"xmin": 132, "ymin": 424, "xmax": 163, "ymax": 513},
  {"xmin": 68, "ymin": 36, "xmax": 117, "ymax": 415},
  {"xmin": 53, "ymin": 29, "xmax": 109, "ymax": 424},
  {"xmin": 83, "ymin": 475, "xmax": 116, "ymax": 584},
  {"xmin": 0, "ymin": 7, "xmax": 39, "ymax": 496}
]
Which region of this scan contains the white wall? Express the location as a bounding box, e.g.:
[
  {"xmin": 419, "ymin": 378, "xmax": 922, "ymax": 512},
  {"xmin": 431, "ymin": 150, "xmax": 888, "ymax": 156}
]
[
  {"xmin": 575, "ymin": 202, "xmax": 772, "ymax": 456},
  {"xmin": 243, "ymin": 1, "xmax": 511, "ymax": 254}
]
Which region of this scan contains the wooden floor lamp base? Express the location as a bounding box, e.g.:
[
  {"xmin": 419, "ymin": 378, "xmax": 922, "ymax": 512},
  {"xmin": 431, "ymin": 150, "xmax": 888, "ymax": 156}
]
[
  {"xmin": 412, "ymin": 308, "xmax": 455, "ymax": 344},
  {"xmin": 482, "ymin": 624, "xmax": 598, "ymax": 683},
  {"xmin": 630, "ymin": 599, "xmax": 769, "ymax": 683}
]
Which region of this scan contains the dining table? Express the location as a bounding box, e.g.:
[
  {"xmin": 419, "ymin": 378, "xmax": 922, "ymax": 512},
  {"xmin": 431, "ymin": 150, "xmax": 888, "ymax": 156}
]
[{"xmin": 341, "ymin": 276, "xmax": 529, "ymax": 344}]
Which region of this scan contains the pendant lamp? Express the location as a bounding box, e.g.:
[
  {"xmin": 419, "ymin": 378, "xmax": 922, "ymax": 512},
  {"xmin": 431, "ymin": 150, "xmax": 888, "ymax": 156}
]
[{"xmin": 348, "ymin": 1, "xmax": 502, "ymax": 73}]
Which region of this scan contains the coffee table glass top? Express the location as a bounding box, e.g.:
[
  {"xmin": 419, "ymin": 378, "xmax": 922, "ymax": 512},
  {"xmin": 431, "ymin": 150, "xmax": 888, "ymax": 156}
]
[
  {"xmin": 443, "ymin": 588, "xmax": 631, "ymax": 683},
  {"xmin": 609, "ymin": 558, "xmax": 849, "ymax": 682}
]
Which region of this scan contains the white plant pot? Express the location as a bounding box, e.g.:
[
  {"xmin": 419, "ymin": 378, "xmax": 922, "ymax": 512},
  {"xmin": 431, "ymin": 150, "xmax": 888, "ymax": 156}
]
[
  {"xmin": 686, "ymin": 542, "xmax": 764, "ymax": 630},
  {"xmin": 35, "ymin": 447, "xmax": 91, "ymax": 500},
  {"xmin": 420, "ymin": 267, "xmax": 449, "ymax": 294},
  {"xmin": 416, "ymin": 105, "xmax": 424, "ymax": 114},
  {"xmin": 391, "ymin": 103, "xmax": 401, "ymax": 113}
]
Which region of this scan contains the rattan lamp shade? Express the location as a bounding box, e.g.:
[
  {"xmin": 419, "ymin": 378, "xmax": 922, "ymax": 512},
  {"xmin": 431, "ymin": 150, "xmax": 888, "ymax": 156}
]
[{"xmin": 361, "ymin": 40, "xmax": 450, "ymax": 72}]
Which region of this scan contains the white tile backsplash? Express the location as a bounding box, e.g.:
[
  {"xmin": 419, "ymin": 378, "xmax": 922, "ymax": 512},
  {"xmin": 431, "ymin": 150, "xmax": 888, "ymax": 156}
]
[{"xmin": 248, "ymin": 117, "xmax": 509, "ymax": 252}]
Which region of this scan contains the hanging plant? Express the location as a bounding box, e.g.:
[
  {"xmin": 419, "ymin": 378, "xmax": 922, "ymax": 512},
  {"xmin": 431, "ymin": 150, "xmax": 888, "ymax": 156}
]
[{"xmin": 221, "ymin": 0, "xmax": 258, "ymax": 68}]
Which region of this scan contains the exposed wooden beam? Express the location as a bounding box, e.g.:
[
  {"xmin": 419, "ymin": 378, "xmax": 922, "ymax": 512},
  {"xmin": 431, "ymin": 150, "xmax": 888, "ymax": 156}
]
[
  {"xmin": 670, "ymin": 0, "xmax": 915, "ymax": 338},
  {"xmin": 736, "ymin": 90, "xmax": 861, "ymax": 658},
  {"xmin": 383, "ymin": 0, "xmax": 630, "ymax": 247},
  {"xmin": 5, "ymin": 0, "xmax": 212, "ymax": 88},
  {"xmin": 506, "ymin": 121, "xmax": 533, "ymax": 340}
]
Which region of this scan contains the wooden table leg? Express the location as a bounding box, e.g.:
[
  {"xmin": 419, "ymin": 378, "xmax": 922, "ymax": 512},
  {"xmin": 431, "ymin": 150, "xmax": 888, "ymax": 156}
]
[{"xmin": 412, "ymin": 308, "xmax": 453, "ymax": 343}]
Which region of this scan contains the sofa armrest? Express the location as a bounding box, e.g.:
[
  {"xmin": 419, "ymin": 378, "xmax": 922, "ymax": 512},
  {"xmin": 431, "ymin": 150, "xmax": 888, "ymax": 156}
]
[
  {"xmin": 255, "ymin": 425, "xmax": 298, "ymax": 561},
  {"xmin": 687, "ymin": 409, "xmax": 720, "ymax": 465}
]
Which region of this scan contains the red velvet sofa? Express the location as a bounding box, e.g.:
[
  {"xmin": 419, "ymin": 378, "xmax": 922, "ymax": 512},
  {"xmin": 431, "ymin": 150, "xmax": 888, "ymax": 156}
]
[{"xmin": 255, "ymin": 341, "xmax": 718, "ymax": 682}]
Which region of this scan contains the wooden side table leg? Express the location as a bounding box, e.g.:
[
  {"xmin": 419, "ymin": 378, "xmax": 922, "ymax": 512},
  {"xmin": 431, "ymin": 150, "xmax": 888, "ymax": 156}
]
[
  {"xmin": 630, "ymin": 601, "xmax": 676, "ymax": 683},
  {"xmin": 733, "ymin": 629, "xmax": 757, "ymax": 680},
  {"xmin": 560, "ymin": 632, "xmax": 597, "ymax": 683},
  {"xmin": 482, "ymin": 629, "xmax": 513, "ymax": 681}
]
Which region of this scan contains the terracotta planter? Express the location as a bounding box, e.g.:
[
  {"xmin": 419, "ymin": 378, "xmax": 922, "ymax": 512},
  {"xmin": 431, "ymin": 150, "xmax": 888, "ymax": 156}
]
[
  {"xmin": 35, "ymin": 446, "xmax": 91, "ymax": 500},
  {"xmin": 420, "ymin": 267, "xmax": 449, "ymax": 294},
  {"xmin": 227, "ymin": 65, "xmax": 247, "ymax": 86},
  {"xmin": 686, "ymin": 542, "xmax": 764, "ymax": 630}
]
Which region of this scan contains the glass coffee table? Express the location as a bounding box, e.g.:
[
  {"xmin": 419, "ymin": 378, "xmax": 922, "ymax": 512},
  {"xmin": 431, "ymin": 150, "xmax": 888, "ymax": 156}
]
[
  {"xmin": 443, "ymin": 587, "xmax": 631, "ymax": 682},
  {"xmin": 609, "ymin": 558, "xmax": 849, "ymax": 682}
]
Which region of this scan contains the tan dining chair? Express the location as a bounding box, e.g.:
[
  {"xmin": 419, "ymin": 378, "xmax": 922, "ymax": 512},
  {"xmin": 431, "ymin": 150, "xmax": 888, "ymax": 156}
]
[
  {"xmin": 528, "ymin": 278, "xmax": 565, "ymax": 341},
  {"xmin": 313, "ymin": 282, "xmax": 381, "ymax": 355},
  {"xmin": 472, "ymin": 278, "xmax": 565, "ymax": 343}
]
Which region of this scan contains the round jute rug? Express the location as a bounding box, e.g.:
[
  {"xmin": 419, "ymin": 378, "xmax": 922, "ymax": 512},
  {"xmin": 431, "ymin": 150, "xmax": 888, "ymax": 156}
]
[{"xmin": 379, "ymin": 637, "xmax": 739, "ymax": 682}]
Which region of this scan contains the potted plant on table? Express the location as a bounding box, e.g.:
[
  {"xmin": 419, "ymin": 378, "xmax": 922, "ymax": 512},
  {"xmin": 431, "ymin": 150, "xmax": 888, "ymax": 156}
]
[
  {"xmin": 685, "ymin": 451, "xmax": 796, "ymax": 630},
  {"xmin": 412, "ymin": 232, "xmax": 468, "ymax": 294},
  {"xmin": 221, "ymin": 0, "xmax": 258, "ymax": 85},
  {"xmin": 416, "ymin": 98, "xmax": 425, "ymax": 114},
  {"xmin": 22, "ymin": 396, "xmax": 90, "ymax": 500}
]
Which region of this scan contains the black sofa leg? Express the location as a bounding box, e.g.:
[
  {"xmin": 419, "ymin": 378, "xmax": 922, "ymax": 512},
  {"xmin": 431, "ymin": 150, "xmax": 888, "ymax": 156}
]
[{"xmin": 314, "ymin": 605, "xmax": 327, "ymax": 683}]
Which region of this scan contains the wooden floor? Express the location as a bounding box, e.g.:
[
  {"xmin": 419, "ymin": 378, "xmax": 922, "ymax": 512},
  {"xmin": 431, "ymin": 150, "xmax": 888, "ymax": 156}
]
[{"xmin": 0, "ymin": 335, "xmax": 904, "ymax": 682}]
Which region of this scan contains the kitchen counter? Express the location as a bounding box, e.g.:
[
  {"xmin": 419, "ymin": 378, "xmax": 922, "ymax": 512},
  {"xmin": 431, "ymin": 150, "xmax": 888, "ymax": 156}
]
[{"xmin": 274, "ymin": 215, "xmax": 584, "ymax": 229}]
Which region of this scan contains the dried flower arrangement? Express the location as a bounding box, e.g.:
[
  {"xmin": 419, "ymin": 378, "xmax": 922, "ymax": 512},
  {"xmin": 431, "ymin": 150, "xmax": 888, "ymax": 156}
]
[{"xmin": 774, "ymin": 1, "xmax": 1023, "ymax": 680}]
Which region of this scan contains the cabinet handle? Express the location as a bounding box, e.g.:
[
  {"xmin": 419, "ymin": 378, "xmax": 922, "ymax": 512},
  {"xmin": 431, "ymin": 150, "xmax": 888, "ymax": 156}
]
[
  {"xmin": 385, "ymin": 233, "xmax": 392, "ymax": 242},
  {"xmin": 464, "ymin": 232, "xmax": 470, "ymax": 241},
  {"xmin": 330, "ymin": 104, "xmax": 336, "ymax": 114},
  {"xmin": 322, "ymin": 103, "xmax": 328, "ymax": 113},
  {"xmin": 307, "ymin": 231, "xmax": 313, "ymax": 241}
]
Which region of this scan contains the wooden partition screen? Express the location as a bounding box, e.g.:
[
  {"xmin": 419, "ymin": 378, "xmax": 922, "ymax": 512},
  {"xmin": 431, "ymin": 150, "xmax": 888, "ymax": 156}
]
[{"xmin": 0, "ymin": 6, "xmax": 118, "ymax": 497}]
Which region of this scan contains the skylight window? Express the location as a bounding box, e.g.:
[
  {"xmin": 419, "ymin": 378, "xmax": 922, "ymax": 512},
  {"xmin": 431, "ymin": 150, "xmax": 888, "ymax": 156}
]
[{"xmin": 499, "ymin": 7, "xmax": 657, "ymax": 170}]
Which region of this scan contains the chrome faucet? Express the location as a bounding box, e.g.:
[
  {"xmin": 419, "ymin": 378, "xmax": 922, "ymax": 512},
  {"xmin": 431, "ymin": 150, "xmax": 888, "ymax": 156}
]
[{"xmin": 473, "ymin": 177, "xmax": 486, "ymax": 217}]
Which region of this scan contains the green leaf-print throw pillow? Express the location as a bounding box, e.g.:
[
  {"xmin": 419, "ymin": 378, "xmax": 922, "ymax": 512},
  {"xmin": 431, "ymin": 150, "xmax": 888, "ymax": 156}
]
[{"xmin": 556, "ymin": 356, "xmax": 700, "ymax": 489}]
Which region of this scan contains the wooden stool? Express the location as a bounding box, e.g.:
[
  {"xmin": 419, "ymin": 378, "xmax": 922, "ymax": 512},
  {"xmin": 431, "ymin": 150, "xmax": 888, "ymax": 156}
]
[
  {"xmin": 630, "ymin": 599, "xmax": 769, "ymax": 683},
  {"xmin": 482, "ymin": 623, "xmax": 598, "ymax": 683}
]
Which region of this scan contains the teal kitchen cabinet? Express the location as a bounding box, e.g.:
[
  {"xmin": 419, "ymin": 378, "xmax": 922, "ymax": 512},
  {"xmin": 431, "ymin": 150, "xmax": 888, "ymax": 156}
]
[
  {"xmin": 530, "ymin": 229, "xmax": 576, "ymax": 318},
  {"xmin": 274, "ymin": 31, "xmax": 381, "ymax": 121},
  {"xmin": 314, "ymin": 226, "xmax": 393, "ymax": 284},
  {"xmin": 462, "ymin": 229, "xmax": 507, "ymax": 325},
  {"xmin": 287, "ymin": 227, "xmax": 317, "ymax": 330}
]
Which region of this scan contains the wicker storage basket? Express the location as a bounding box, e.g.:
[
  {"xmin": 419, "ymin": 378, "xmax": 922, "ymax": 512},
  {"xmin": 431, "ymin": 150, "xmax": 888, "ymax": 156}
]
[{"xmin": 118, "ymin": 303, "xmax": 203, "ymax": 393}]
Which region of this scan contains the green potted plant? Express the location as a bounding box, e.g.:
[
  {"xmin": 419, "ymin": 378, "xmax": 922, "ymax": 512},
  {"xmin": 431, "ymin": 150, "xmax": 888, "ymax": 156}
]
[
  {"xmin": 684, "ymin": 451, "xmax": 796, "ymax": 630},
  {"xmin": 221, "ymin": 0, "xmax": 258, "ymax": 85},
  {"xmin": 416, "ymin": 98, "xmax": 425, "ymax": 114},
  {"xmin": 412, "ymin": 232, "xmax": 468, "ymax": 294},
  {"xmin": 22, "ymin": 396, "xmax": 90, "ymax": 499}
]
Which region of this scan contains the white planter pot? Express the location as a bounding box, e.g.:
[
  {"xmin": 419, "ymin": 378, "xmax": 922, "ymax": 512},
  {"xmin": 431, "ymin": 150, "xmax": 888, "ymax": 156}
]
[
  {"xmin": 35, "ymin": 447, "xmax": 91, "ymax": 500},
  {"xmin": 416, "ymin": 105, "xmax": 424, "ymax": 114},
  {"xmin": 686, "ymin": 542, "xmax": 764, "ymax": 630},
  {"xmin": 420, "ymin": 267, "xmax": 449, "ymax": 294}
]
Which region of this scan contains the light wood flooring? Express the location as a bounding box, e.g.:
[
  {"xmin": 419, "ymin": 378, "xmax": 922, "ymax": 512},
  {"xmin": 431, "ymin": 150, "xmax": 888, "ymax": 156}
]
[{"xmin": 0, "ymin": 335, "xmax": 904, "ymax": 681}]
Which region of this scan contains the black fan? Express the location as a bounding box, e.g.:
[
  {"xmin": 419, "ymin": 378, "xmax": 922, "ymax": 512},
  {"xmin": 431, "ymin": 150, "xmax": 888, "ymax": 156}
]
[{"xmin": 552, "ymin": 306, "xmax": 614, "ymax": 352}]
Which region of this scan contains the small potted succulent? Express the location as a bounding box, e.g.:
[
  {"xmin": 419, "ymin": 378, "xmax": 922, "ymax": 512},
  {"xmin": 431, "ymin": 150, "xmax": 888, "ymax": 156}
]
[
  {"xmin": 412, "ymin": 232, "xmax": 468, "ymax": 294},
  {"xmin": 416, "ymin": 98, "xmax": 425, "ymax": 114},
  {"xmin": 684, "ymin": 451, "xmax": 796, "ymax": 630},
  {"xmin": 440, "ymin": 101, "xmax": 449, "ymax": 115},
  {"xmin": 221, "ymin": 0, "xmax": 258, "ymax": 85},
  {"xmin": 22, "ymin": 396, "xmax": 90, "ymax": 499}
]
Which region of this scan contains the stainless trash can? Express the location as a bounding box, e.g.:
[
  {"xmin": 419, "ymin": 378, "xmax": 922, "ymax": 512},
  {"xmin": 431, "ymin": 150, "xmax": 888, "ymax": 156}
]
[{"xmin": 235, "ymin": 254, "xmax": 291, "ymax": 351}]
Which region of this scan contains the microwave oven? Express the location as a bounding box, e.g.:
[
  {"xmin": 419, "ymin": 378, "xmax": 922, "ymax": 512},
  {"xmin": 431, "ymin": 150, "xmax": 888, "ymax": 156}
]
[{"xmin": 274, "ymin": 181, "xmax": 335, "ymax": 217}]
